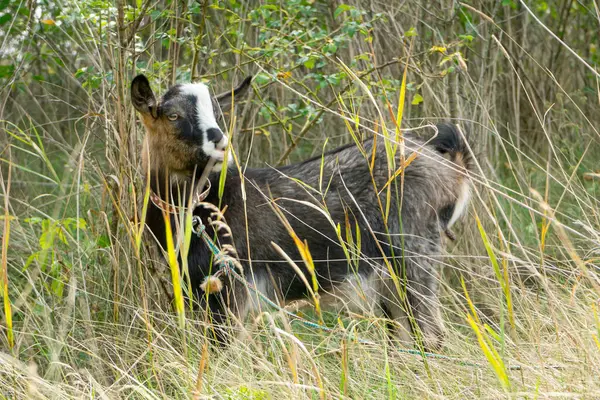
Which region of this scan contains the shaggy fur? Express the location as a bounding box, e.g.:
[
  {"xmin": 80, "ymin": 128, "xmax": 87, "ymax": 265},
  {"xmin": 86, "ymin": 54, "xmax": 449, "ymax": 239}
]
[{"xmin": 131, "ymin": 74, "xmax": 473, "ymax": 351}]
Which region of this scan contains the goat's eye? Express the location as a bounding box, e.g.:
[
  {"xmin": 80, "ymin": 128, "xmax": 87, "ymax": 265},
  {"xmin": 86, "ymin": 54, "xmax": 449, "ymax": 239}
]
[{"xmin": 167, "ymin": 114, "xmax": 178, "ymax": 121}]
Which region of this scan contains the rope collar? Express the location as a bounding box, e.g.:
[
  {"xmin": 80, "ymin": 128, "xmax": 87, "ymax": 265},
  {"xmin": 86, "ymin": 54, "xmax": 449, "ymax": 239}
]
[{"xmin": 149, "ymin": 179, "xmax": 211, "ymax": 215}]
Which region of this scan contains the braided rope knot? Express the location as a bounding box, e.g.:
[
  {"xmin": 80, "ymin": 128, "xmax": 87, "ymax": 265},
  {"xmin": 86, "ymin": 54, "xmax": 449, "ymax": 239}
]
[{"xmin": 192, "ymin": 215, "xmax": 241, "ymax": 294}]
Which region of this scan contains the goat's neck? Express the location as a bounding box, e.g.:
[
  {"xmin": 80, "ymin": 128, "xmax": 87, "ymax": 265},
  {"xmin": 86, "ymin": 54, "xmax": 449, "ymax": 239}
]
[
  {"xmin": 148, "ymin": 167, "xmax": 223, "ymax": 207},
  {"xmin": 148, "ymin": 169, "xmax": 192, "ymax": 203}
]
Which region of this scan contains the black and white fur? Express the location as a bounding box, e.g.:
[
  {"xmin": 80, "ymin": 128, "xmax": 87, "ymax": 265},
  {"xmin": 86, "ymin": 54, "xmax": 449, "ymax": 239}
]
[{"xmin": 131, "ymin": 74, "xmax": 473, "ymax": 351}]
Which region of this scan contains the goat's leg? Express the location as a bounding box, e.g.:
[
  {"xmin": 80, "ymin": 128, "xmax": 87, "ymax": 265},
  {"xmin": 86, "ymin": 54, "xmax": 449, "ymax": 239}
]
[
  {"xmin": 404, "ymin": 258, "xmax": 445, "ymax": 352},
  {"xmin": 198, "ymin": 275, "xmax": 250, "ymax": 345},
  {"xmin": 377, "ymin": 277, "xmax": 413, "ymax": 347}
]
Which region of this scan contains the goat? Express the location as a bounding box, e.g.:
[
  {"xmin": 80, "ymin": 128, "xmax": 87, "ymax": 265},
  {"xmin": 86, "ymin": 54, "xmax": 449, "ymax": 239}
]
[{"xmin": 131, "ymin": 74, "xmax": 473, "ymax": 351}]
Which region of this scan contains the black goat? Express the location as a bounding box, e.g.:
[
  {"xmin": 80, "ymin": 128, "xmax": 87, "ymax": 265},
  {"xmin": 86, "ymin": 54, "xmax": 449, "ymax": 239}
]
[{"xmin": 131, "ymin": 74, "xmax": 473, "ymax": 351}]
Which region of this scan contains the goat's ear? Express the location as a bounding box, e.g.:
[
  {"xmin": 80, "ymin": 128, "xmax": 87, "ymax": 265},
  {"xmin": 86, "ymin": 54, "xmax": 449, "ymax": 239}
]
[
  {"xmin": 214, "ymin": 75, "xmax": 253, "ymax": 113},
  {"xmin": 131, "ymin": 75, "xmax": 158, "ymax": 118}
]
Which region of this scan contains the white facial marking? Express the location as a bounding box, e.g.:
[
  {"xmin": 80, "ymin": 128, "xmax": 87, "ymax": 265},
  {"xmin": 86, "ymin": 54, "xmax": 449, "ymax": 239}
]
[
  {"xmin": 180, "ymin": 83, "xmax": 217, "ymax": 131},
  {"xmin": 180, "ymin": 83, "xmax": 230, "ymax": 167}
]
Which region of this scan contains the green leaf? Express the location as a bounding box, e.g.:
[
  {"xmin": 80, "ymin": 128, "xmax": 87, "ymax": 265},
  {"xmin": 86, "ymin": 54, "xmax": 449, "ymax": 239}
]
[
  {"xmin": 74, "ymin": 67, "xmax": 89, "ymax": 79},
  {"xmin": 323, "ymin": 42, "xmax": 338, "ymax": 55},
  {"xmin": 77, "ymin": 218, "xmax": 87, "ymax": 230},
  {"xmin": 96, "ymin": 235, "xmax": 111, "ymax": 249},
  {"xmin": 334, "ymin": 4, "xmax": 352, "ymax": 19},
  {"xmin": 51, "ymin": 276, "xmax": 65, "ymax": 298},
  {"xmin": 536, "ymin": 1, "xmax": 548, "ymax": 12},
  {"xmin": 0, "ymin": 13, "xmax": 11, "ymax": 25},
  {"xmin": 411, "ymin": 93, "xmax": 423, "ymax": 105},
  {"xmin": 0, "ymin": 64, "xmax": 16, "ymax": 78},
  {"xmin": 53, "ymin": 56, "xmax": 64, "ymax": 67},
  {"xmin": 303, "ymin": 57, "xmax": 316, "ymax": 69},
  {"xmin": 39, "ymin": 230, "xmax": 53, "ymax": 250},
  {"xmin": 150, "ymin": 10, "xmax": 162, "ymax": 20},
  {"xmin": 405, "ymin": 27, "xmax": 417, "ymax": 37},
  {"xmin": 23, "ymin": 253, "xmax": 38, "ymax": 272},
  {"xmin": 57, "ymin": 227, "xmax": 67, "ymax": 245},
  {"xmin": 254, "ymin": 73, "xmax": 271, "ymax": 85}
]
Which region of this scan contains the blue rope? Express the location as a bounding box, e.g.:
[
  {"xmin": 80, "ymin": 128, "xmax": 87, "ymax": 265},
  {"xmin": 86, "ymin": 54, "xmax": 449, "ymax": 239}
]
[{"xmin": 191, "ymin": 216, "xmax": 520, "ymax": 370}]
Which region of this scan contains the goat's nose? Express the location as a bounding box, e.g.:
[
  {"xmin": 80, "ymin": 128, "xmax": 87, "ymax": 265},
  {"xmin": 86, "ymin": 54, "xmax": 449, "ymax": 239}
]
[{"xmin": 206, "ymin": 128, "xmax": 224, "ymax": 144}]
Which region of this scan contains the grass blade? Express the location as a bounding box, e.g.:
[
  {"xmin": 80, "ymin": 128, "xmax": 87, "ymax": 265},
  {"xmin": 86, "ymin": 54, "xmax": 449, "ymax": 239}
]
[{"xmin": 1, "ymin": 163, "xmax": 13, "ymax": 349}]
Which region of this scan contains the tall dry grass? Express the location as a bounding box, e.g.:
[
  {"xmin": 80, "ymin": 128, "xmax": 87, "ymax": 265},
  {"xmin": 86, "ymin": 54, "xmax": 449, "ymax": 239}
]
[{"xmin": 1, "ymin": 0, "xmax": 600, "ymax": 398}]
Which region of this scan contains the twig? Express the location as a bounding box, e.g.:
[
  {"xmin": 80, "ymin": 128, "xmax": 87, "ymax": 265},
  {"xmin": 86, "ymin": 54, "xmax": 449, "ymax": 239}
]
[
  {"xmin": 518, "ymin": 0, "xmax": 600, "ymax": 79},
  {"xmin": 276, "ymin": 57, "xmax": 406, "ymax": 165}
]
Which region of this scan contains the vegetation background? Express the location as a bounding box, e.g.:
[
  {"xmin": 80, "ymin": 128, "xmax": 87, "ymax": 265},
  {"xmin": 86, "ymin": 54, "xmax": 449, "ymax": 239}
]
[{"xmin": 1, "ymin": 0, "xmax": 600, "ymax": 398}]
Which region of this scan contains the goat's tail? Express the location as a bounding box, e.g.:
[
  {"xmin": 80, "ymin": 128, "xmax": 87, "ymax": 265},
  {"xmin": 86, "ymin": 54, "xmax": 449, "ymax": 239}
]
[{"xmin": 429, "ymin": 123, "xmax": 474, "ymax": 232}]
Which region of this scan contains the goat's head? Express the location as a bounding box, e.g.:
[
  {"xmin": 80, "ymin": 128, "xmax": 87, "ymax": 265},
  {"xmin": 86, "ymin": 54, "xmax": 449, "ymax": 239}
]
[{"xmin": 131, "ymin": 75, "xmax": 252, "ymax": 177}]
